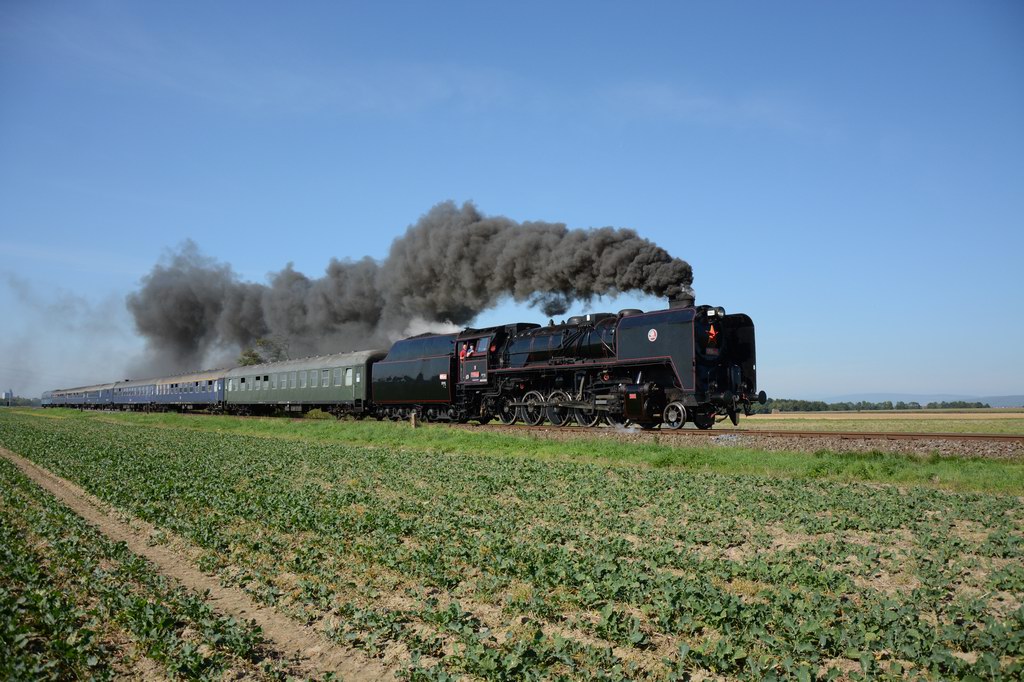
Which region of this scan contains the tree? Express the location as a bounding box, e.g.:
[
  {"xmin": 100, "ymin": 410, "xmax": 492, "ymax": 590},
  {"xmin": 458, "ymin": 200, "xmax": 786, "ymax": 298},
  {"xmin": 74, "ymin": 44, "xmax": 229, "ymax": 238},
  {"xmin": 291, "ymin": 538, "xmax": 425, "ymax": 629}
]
[
  {"xmin": 236, "ymin": 337, "xmax": 289, "ymax": 367},
  {"xmin": 237, "ymin": 348, "xmax": 265, "ymax": 366},
  {"xmin": 255, "ymin": 337, "xmax": 288, "ymax": 362}
]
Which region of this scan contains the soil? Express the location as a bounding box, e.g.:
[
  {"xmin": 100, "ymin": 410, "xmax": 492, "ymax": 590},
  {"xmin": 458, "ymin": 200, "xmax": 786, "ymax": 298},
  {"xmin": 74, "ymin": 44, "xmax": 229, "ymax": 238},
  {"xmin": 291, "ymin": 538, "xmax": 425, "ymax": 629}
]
[{"xmin": 0, "ymin": 446, "xmax": 398, "ymax": 681}]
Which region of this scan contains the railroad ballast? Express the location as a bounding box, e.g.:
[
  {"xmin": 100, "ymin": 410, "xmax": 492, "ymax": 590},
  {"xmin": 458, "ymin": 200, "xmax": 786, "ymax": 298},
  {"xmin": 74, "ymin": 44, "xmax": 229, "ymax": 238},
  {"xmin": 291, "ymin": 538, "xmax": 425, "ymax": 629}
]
[{"xmin": 44, "ymin": 294, "xmax": 766, "ymax": 429}]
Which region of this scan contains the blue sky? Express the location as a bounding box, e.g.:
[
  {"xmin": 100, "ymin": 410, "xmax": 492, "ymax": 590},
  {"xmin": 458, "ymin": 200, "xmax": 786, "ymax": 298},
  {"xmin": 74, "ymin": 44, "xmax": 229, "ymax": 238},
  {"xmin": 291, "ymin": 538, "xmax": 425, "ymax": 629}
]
[{"xmin": 1, "ymin": 1, "xmax": 1022, "ymax": 399}]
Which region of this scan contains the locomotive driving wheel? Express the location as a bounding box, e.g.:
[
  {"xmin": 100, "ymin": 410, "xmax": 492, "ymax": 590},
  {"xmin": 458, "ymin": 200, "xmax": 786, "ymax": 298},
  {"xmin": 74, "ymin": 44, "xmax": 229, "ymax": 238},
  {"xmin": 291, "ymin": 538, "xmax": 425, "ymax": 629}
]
[
  {"xmin": 605, "ymin": 412, "xmax": 631, "ymax": 428},
  {"xmin": 546, "ymin": 390, "xmax": 572, "ymax": 427},
  {"xmin": 574, "ymin": 401, "xmax": 601, "ymax": 427},
  {"xmin": 520, "ymin": 390, "xmax": 545, "ymax": 426},
  {"xmin": 496, "ymin": 397, "xmax": 518, "ymax": 425},
  {"xmin": 693, "ymin": 409, "xmax": 716, "ymax": 430},
  {"xmin": 663, "ymin": 401, "xmax": 687, "ymax": 430}
]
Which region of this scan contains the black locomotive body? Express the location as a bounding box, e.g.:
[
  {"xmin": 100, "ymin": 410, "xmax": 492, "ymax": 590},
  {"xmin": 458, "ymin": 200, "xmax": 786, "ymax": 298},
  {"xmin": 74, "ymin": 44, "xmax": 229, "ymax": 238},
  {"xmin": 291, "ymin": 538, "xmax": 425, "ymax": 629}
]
[{"xmin": 370, "ymin": 295, "xmax": 765, "ymax": 429}]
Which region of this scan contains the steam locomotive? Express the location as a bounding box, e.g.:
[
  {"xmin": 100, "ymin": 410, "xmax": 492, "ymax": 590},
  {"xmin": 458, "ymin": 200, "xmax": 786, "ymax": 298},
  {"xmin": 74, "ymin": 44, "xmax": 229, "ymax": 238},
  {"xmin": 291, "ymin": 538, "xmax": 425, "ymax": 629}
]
[{"xmin": 44, "ymin": 294, "xmax": 765, "ymax": 429}]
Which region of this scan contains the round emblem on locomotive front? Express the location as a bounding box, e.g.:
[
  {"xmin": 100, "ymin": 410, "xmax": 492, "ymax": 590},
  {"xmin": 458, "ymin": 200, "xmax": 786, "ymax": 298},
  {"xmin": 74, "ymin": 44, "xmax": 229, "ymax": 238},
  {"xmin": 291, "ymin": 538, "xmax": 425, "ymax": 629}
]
[{"xmin": 647, "ymin": 328, "xmax": 658, "ymax": 342}]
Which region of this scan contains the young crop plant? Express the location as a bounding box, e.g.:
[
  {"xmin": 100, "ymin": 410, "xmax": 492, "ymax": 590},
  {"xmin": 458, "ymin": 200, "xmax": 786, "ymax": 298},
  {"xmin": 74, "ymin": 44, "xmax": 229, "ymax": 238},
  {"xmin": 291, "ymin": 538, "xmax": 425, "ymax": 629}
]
[
  {"xmin": 0, "ymin": 456, "xmax": 308, "ymax": 680},
  {"xmin": 1, "ymin": 409, "xmax": 1022, "ymax": 680}
]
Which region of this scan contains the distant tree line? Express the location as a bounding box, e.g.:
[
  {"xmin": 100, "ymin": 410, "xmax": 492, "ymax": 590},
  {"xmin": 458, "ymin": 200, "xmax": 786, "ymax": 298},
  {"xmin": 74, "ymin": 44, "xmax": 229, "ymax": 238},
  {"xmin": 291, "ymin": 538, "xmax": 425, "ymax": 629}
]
[
  {"xmin": 749, "ymin": 398, "xmax": 990, "ymax": 414},
  {"xmin": 2, "ymin": 396, "xmax": 41, "ymax": 408}
]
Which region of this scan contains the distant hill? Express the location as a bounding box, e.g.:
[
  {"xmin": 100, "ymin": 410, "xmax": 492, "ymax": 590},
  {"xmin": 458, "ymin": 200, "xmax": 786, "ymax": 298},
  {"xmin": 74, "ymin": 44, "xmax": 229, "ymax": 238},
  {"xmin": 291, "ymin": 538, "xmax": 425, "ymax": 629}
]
[{"xmin": 821, "ymin": 394, "xmax": 1024, "ymax": 408}]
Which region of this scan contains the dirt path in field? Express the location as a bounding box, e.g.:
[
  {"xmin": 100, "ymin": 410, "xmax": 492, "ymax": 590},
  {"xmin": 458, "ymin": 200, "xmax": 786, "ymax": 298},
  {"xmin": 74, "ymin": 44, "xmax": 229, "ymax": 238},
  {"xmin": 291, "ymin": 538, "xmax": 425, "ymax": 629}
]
[{"xmin": 0, "ymin": 446, "xmax": 397, "ymax": 682}]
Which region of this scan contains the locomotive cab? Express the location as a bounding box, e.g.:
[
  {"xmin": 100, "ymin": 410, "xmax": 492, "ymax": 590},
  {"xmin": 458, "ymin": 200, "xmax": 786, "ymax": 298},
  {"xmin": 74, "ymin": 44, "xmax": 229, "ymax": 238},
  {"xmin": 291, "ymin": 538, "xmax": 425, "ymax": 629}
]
[{"xmin": 694, "ymin": 306, "xmax": 765, "ymax": 424}]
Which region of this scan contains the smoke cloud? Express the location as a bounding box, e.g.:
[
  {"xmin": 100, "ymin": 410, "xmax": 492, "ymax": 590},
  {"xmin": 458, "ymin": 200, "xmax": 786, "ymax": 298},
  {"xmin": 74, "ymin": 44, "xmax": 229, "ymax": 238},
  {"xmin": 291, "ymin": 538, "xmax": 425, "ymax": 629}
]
[{"xmin": 127, "ymin": 201, "xmax": 693, "ymax": 371}]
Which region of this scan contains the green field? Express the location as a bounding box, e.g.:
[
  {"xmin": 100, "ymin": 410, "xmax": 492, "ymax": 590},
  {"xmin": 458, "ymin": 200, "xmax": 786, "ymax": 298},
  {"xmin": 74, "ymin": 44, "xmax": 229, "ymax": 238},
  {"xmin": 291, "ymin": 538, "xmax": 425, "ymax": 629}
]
[
  {"xmin": 1, "ymin": 409, "xmax": 1022, "ymax": 680},
  {"xmin": 15, "ymin": 409, "xmax": 1024, "ymax": 494},
  {"xmin": 0, "ymin": 455, "xmax": 300, "ymax": 680}
]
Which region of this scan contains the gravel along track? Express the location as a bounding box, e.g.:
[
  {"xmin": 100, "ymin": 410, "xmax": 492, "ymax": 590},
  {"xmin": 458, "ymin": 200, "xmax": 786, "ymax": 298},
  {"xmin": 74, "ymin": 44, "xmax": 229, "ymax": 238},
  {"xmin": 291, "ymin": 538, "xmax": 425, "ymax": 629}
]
[{"xmin": 463, "ymin": 424, "xmax": 1024, "ymax": 460}]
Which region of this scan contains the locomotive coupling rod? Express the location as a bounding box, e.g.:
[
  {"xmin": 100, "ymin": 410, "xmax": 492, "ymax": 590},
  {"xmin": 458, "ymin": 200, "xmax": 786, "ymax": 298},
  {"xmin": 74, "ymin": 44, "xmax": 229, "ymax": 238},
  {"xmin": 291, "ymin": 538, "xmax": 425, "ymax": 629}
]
[{"xmin": 507, "ymin": 399, "xmax": 605, "ymax": 411}]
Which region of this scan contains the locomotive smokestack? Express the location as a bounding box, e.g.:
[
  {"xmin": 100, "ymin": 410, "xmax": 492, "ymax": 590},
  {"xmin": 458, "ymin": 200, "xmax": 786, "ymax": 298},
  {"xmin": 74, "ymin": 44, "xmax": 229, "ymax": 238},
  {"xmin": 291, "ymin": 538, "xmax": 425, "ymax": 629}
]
[{"xmin": 668, "ymin": 290, "xmax": 695, "ymax": 309}]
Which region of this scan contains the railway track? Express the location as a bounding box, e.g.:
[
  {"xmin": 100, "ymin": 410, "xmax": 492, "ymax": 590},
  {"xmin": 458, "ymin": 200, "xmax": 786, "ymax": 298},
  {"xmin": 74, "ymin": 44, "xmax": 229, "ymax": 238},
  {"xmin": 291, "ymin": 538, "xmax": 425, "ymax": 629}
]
[{"xmin": 470, "ymin": 423, "xmax": 1024, "ymax": 443}]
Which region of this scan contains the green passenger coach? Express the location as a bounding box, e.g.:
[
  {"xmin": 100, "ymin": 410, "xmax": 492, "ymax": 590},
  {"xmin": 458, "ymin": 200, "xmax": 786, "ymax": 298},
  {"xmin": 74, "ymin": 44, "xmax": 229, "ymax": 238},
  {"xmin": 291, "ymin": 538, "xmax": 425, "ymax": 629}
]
[{"xmin": 224, "ymin": 349, "xmax": 387, "ymax": 416}]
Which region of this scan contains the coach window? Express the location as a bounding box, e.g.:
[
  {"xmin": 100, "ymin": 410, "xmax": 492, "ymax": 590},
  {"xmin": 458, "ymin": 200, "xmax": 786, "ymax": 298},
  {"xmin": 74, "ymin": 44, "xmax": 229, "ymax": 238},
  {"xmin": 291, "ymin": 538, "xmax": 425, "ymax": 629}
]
[
  {"xmin": 321, "ymin": 369, "xmax": 329, "ymax": 386},
  {"xmin": 355, "ymin": 370, "xmax": 361, "ymax": 384},
  {"xmin": 345, "ymin": 368, "xmax": 353, "ymax": 386},
  {"xmin": 271, "ymin": 374, "xmax": 277, "ymax": 390},
  {"xmin": 333, "ymin": 368, "xmax": 341, "ymax": 386},
  {"xmin": 280, "ymin": 372, "xmax": 287, "ymax": 389},
  {"xmin": 299, "ymin": 371, "xmax": 307, "ymax": 388},
  {"xmin": 310, "ymin": 370, "xmax": 318, "ymax": 387},
  {"xmin": 290, "ymin": 371, "xmax": 297, "ymax": 389}
]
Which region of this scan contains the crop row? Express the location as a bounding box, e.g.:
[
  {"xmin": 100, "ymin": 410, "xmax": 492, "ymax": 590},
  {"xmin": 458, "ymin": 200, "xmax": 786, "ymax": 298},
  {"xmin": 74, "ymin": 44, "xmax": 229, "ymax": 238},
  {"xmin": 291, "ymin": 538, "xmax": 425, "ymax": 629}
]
[
  {"xmin": 0, "ymin": 455, "xmax": 311, "ymax": 681},
  {"xmin": 1, "ymin": 411, "xmax": 1021, "ymax": 679}
]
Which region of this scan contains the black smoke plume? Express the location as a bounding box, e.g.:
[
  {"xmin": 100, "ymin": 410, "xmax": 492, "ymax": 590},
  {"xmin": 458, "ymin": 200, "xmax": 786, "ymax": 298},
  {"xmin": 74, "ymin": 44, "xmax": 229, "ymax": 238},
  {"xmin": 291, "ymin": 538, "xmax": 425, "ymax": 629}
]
[{"xmin": 127, "ymin": 201, "xmax": 693, "ymax": 371}]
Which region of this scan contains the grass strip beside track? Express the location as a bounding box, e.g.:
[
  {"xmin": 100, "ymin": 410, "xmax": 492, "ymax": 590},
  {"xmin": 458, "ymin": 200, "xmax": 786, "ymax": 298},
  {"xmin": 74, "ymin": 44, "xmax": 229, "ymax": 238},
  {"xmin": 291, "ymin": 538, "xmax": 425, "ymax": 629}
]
[
  {"xmin": 732, "ymin": 411, "xmax": 1024, "ymax": 435},
  {"xmin": 18, "ymin": 408, "xmax": 1024, "ymax": 494}
]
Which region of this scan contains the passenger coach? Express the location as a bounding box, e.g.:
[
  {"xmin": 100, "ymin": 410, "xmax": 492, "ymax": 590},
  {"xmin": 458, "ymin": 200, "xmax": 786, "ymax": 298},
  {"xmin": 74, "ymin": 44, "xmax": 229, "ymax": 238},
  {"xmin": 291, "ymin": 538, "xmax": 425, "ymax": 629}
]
[{"xmin": 224, "ymin": 349, "xmax": 386, "ymax": 416}]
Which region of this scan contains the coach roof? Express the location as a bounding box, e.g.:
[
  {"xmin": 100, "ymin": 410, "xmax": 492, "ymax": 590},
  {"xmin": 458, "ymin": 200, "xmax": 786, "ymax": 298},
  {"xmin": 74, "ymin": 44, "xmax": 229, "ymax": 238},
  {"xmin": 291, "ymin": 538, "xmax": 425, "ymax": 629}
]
[
  {"xmin": 223, "ymin": 349, "xmax": 388, "ymax": 378},
  {"xmin": 154, "ymin": 369, "xmax": 229, "ymax": 386}
]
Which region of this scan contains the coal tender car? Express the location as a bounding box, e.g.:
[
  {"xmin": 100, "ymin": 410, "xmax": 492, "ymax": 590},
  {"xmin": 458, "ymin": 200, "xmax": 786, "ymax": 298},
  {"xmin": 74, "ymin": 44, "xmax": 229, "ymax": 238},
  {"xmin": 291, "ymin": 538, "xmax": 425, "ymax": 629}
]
[{"xmin": 372, "ymin": 294, "xmax": 765, "ymax": 429}]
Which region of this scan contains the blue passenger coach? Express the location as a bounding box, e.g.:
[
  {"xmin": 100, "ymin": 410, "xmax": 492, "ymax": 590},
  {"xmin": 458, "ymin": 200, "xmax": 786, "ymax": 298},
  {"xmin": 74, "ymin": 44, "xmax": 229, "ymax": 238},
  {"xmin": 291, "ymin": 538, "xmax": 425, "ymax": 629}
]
[{"xmin": 153, "ymin": 370, "xmax": 226, "ymax": 409}]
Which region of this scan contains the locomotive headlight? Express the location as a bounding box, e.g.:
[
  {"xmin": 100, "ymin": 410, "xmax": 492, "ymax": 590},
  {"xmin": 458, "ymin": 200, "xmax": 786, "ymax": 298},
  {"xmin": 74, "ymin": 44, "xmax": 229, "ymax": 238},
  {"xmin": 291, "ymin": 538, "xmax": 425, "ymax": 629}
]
[{"xmin": 715, "ymin": 306, "xmax": 726, "ymax": 317}]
